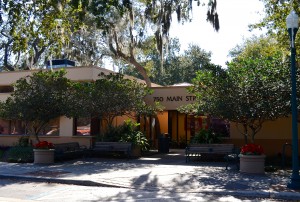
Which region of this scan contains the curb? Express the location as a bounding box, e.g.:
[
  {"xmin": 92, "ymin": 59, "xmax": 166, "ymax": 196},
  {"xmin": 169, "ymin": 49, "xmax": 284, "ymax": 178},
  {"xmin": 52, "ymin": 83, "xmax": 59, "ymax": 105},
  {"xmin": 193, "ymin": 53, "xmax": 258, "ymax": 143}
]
[{"xmin": 0, "ymin": 174, "xmax": 124, "ymax": 188}]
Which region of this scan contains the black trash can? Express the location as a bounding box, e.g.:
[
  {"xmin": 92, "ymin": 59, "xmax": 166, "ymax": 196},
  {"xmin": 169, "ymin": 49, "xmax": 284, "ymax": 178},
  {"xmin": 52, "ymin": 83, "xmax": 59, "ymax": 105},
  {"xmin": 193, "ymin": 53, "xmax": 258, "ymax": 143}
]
[{"xmin": 158, "ymin": 133, "xmax": 169, "ymax": 153}]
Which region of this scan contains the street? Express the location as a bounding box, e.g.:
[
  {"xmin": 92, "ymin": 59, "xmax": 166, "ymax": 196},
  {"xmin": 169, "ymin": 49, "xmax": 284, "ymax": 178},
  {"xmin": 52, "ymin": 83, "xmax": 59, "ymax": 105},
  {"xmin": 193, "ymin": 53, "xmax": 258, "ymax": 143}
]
[{"xmin": 0, "ymin": 179, "xmax": 286, "ymax": 202}]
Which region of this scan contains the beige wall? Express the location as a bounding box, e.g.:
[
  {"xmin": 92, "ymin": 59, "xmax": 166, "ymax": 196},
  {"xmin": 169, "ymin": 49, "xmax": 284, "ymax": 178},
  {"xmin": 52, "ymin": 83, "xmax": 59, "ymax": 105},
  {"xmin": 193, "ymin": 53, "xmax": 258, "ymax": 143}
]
[
  {"xmin": 0, "ymin": 93, "xmax": 10, "ymax": 102},
  {"xmin": 145, "ymin": 86, "xmax": 195, "ymax": 110},
  {"xmin": 0, "ymin": 135, "xmax": 93, "ymax": 149},
  {"xmin": 59, "ymin": 117, "xmax": 74, "ymax": 136},
  {"xmin": 0, "ymin": 66, "xmax": 115, "ymax": 85}
]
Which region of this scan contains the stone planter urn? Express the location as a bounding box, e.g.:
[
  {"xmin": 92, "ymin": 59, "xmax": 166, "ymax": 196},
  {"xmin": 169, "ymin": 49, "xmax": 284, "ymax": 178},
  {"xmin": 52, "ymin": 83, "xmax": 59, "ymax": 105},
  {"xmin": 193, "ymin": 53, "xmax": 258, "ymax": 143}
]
[
  {"xmin": 33, "ymin": 149, "xmax": 55, "ymax": 164},
  {"xmin": 239, "ymin": 154, "xmax": 266, "ymax": 174}
]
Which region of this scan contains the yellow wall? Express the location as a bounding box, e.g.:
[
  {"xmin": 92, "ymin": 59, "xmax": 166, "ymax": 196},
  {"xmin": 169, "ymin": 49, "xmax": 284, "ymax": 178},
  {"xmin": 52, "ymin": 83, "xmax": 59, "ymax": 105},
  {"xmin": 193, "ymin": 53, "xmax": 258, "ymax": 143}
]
[
  {"xmin": 228, "ymin": 116, "xmax": 298, "ymax": 156},
  {"xmin": 157, "ymin": 112, "xmax": 168, "ymax": 134},
  {"xmin": 230, "ymin": 117, "xmax": 294, "ymax": 140},
  {"xmin": 178, "ymin": 113, "xmax": 186, "ymax": 142}
]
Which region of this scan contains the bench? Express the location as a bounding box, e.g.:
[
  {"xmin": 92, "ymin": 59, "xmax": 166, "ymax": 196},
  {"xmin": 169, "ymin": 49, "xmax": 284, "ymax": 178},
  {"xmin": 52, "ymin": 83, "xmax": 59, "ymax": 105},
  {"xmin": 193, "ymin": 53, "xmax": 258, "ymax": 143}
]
[
  {"xmin": 93, "ymin": 142, "xmax": 132, "ymax": 158},
  {"xmin": 185, "ymin": 144, "xmax": 239, "ymax": 169},
  {"xmin": 54, "ymin": 142, "xmax": 87, "ymax": 160}
]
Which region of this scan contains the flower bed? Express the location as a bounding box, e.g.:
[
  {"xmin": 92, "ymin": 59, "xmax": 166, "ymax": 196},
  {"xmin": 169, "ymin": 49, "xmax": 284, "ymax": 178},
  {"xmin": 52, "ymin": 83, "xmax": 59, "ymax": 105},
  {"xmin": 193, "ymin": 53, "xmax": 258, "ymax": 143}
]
[
  {"xmin": 240, "ymin": 143, "xmax": 264, "ymax": 155},
  {"xmin": 34, "ymin": 141, "xmax": 54, "ymax": 150}
]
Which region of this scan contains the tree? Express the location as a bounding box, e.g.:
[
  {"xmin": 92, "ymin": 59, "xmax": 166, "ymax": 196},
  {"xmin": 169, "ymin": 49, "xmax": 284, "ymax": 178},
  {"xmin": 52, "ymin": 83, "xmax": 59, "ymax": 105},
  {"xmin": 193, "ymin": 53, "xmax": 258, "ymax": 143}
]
[
  {"xmin": 0, "ymin": 0, "xmax": 219, "ymax": 79},
  {"xmin": 0, "ymin": 70, "xmax": 74, "ymax": 142},
  {"xmin": 0, "ymin": 1, "xmax": 83, "ymax": 70},
  {"xmin": 122, "ymin": 38, "xmax": 215, "ymax": 86},
  {"xmin": 179, "ymin": 36, "xmax": 291, "ymax": 143},
  {"xmin": 0, "ymin": 0, "xmax": 128, "ymax": 70},
  {"xmin": 250, "ymin": 0, "xmax": 300, "ymax": 49},
  {"xmin": 71, "ymin": 72, "xmax": 161, "ymax": 129},
  {"xmin": 91, "ymin": 0, "xmax": 219, "ymax": 86}
]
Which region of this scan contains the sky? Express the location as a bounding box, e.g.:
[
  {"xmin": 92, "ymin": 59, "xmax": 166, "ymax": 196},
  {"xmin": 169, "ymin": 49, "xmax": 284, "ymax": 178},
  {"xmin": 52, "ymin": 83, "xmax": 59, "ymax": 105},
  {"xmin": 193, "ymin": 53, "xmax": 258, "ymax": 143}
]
[{"xmin": 169, "ymin": 0, "xmax": 266, "ymax": 68}]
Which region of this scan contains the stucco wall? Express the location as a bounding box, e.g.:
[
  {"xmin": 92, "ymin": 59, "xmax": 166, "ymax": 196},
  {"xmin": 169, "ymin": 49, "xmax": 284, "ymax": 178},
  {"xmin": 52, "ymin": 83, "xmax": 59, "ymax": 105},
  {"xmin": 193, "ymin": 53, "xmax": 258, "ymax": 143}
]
[
  {"xmin": 0, "ymin": 135, "xmax": 93, "ymax": 149},
  {"xmin": 230, "ymin": 117, "xmax": 294, "ymax": 140},
  {"xmin": 145, "ymin": 86, "xmax": 195, "ymax": 110}
]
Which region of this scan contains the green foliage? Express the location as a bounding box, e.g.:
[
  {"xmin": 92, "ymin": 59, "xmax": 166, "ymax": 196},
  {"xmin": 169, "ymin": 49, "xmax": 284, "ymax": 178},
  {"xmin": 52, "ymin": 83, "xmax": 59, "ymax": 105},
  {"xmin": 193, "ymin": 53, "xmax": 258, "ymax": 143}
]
[
  {"xmin": 0, "ymin": 70, "xmax": 75, "ymax": 141},
  {"xmin": 100, "ymin": 125, "xmax": 124, "ymax": 142},
  {"xmin": 73, "ymin": 72, "xmax": 160, "ymax": 127},
  {"xmin": 123, "ymin": 40, "xmax": 216, "ymax": 85},
  {"xmin": 7, "ymin": 146, "xmax": 33, "ymax": 163},
  {"xmin": 250, "ymin": 0, "xmax": 297, "ymax": 50},
  {"xmin": 98, "ymin": 119, "xmax": 150, "ymax": 151},
  {"xmin": 119, "ymin": 120, "xmax": 150, "ymax": 151},
  {"xmin": 17, "ymin": 136, "xmax": 30, "ymax": 147},
  {"xmin": 180, "ymin": 36, "xmax": 291, "ymax": 143},
  {"xmin": 0, "ymin": 0, "xmax": 219, "ymax": 87},
  {"xmin": 191, "ymin": 129, "xmax": 222, "ymax": 144}
]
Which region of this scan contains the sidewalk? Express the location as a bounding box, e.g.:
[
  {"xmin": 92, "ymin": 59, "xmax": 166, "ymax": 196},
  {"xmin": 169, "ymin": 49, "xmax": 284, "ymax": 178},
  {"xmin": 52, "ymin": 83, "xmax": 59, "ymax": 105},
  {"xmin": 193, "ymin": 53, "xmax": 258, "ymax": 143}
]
[{"xmin": 0, "ymin": 149, "xmax": 300, "ymax": 201}]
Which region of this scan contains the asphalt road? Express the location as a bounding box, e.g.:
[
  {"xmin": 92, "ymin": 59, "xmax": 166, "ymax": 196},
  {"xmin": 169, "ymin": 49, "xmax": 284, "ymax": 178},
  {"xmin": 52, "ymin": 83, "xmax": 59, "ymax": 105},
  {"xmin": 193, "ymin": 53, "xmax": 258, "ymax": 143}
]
[{"xmin": 0, "ymin": 179, "xmax": 287, "ymax": 202}]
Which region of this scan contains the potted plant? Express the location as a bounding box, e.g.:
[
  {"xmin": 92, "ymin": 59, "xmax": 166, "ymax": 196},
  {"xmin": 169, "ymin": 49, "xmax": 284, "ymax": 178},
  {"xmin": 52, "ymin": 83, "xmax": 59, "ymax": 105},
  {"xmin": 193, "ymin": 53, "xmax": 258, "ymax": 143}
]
[
  {"xmin": 239, "ymin": 143, "xmax": 266, "ymax": 174},
  {"xmin": 120, "ymin": 120, "xmax": 150, "ymax": 157},
  {"xmin": 33, "ymin": 141, "xmax": 55, "ymax": 164}
]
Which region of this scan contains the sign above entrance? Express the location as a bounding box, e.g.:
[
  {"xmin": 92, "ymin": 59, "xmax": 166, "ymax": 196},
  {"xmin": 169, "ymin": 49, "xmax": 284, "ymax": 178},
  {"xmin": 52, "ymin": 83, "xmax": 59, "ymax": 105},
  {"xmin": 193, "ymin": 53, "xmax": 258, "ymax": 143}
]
[
  {"xmin": 153, "ymin": 95, "xmax": 196, "ymax": 102},
  {"xmin": 145, "ymin": 86, "xmax": 196, "ymax": 110}
]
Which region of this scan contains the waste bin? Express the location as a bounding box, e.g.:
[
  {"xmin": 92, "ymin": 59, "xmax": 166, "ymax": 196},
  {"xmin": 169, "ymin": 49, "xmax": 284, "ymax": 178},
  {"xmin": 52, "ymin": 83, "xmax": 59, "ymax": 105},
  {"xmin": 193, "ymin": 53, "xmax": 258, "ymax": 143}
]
[{"xmin": 158, "ymin": 133, "xmax": 169, "ymax": 153}]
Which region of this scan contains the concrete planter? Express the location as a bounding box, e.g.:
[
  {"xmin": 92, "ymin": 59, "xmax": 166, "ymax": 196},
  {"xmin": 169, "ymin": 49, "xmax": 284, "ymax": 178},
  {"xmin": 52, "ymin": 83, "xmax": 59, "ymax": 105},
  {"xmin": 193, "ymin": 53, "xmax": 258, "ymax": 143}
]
[
  {"xmin": 131, "ymin": 145, "xmax": 141, "ymax": 157},
  {"xmin": 33, "ymin": 149, "xmax": 55, "ymax": 164},
  {"xmin": 239, "ymin": 154, "xmax": 266, "ymax": 174}
]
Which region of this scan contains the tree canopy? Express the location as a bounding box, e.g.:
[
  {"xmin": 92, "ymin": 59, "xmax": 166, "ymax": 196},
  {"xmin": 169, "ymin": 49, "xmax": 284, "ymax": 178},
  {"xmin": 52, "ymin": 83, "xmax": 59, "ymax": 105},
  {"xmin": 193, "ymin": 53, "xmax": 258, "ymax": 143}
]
[
  {"xmin": 74, "ymin": 72, "xmax": 160, "ymax": 126},
  {"xmin": 250, "ymin": 0, "xmax": 300, "ymax": 49},
  {"xmin": 0, "ymin": 69, "xmax": 160, "ymax": 141},
  {"xmin": 0, "ymin": 0, "xmax": 220, "ymax": 87},
  {"xmin": 122, "ymin": 39, "xmax": 215, "ymax": 86},
  {"xmin": 179, "ymin": 36, "xmax": 291, "ymax": 143},
  {"xmin": 0, "ymin": 69, "xmax": 74, "ymax": 141}
]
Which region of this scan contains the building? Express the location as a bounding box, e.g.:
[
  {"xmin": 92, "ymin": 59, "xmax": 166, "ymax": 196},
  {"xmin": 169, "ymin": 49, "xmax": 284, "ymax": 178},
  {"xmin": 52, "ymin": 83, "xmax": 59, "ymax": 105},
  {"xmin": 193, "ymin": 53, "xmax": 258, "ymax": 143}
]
[{"xmin": 0, "ymin": 65, "xmax": 297, "ymax": 157}]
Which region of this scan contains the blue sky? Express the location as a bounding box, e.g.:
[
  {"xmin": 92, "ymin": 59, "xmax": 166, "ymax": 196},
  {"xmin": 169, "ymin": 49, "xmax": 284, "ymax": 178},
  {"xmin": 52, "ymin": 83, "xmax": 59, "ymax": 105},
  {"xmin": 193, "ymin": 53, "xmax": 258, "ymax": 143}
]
[{"xmin": 170, "ymin": 0, "xmax": 266, "ymax": 68}]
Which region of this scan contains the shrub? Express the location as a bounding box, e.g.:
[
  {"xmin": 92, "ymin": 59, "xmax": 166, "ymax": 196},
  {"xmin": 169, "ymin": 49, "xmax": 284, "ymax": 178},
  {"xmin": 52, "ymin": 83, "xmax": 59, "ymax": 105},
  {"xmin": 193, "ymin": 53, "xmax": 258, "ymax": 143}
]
[
  {"xmin": 0, "ymin": 146, "xmax": 10, "ymax": 161},
  {"xmin": 119, "ymin": 120, "xmax": 150, "ymax": 151},
  {"xmin": 17, "ymin": 136, "xmax": 31, "ymax": 147},
  {"xmin": 99, "ymin": 125, "xmax": 123, "ymax": 142},
  {"xmin": 191, "ymin": 129, "xmax": 222, "ymax": 144},
  {"xmin": 7, "ymin": 146, "xmax": 33, "ymax": 163},
  {"xmin": 97, "ymin": 119, "xmax": 150, "ymax": 152}
]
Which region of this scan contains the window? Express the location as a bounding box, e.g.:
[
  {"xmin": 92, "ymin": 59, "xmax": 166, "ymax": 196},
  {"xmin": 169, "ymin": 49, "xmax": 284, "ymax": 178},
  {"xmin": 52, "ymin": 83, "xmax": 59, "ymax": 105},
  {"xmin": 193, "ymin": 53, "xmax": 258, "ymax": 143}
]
[
  {"xmin": 210, "ymin": 117, "xmax": 230, "ymax": 137},
  {"xmin": 43, "ymin": 118, "xmax": 60, "ymax": 136},
  {"xmin": 0, "ymin": 86, "xmax": 14, "ymax": 93},
  {"xmin": 0, "ymin": 120, "xmax": 10, "ymax": 135},
  {"xmin": 74, "ymin": 117, "xmax": 91, "ymax": 136},
  {"xmin": 0, "ymin": 118, "xmax": 60, "ymax": 136}
]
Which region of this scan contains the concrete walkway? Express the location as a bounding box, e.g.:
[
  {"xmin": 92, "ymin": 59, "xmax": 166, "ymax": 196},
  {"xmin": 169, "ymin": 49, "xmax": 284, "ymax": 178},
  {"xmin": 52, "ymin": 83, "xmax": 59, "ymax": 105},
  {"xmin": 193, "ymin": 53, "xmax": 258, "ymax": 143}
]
[{"xmin": 0, "ymin": 149, "xmax": 299, "ymax": 201}]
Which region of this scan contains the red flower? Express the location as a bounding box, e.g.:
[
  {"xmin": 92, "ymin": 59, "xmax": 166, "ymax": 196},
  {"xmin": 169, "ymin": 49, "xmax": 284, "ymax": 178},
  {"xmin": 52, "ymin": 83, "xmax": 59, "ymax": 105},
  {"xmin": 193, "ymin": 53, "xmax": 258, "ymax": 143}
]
[
  {"xmin": 240, "ymin": 143, "xmax": 264, "ymax": 155},
  {"xmin": 34, "ymin": 141, "xmax": 54, "ymax": 150}
]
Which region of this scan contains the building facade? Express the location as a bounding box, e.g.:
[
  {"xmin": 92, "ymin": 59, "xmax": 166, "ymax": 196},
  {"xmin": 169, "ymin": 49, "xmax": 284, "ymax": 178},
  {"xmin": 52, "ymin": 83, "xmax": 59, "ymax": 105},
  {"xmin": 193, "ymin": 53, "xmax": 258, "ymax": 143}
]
[{"xmin": 0, "ymin": 66, "xmax": 298, "ymax": 157}]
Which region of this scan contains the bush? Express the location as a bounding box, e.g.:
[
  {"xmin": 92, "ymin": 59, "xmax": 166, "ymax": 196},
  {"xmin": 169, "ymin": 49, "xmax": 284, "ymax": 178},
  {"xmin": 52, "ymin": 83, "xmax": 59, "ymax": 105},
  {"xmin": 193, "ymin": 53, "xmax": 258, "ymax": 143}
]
[
  {"xmin": 7, "ymin": 146, "xmax": 33, "ymax": 163},
  {"xmin": 99, "ymin": 125, "xmax": 123, "ymax": 142},
  {"xmin": 0, "ymin": 146, "xmax": 10, "ymax": 161},
  {"xmin": 119, "ymin": 120, "xmax": 150, "ymax": 151},
  {"xmin": 97, "ymin": 119, "xmax": 150, "ymax": 152},
  {"xmin": 17, "ymin": 136, "xmax": 31, "ymax": 147},
  {"xmin": 191, "ymin": 129, "xmax": 222, "ymax": 144}
]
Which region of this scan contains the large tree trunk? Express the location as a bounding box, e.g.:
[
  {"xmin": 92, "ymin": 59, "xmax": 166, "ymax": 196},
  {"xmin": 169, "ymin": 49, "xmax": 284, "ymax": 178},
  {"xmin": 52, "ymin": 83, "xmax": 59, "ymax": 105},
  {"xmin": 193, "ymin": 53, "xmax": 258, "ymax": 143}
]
[{"xmin": 108, "ymin": 35, "xmax": 152, "ymax": 87}]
